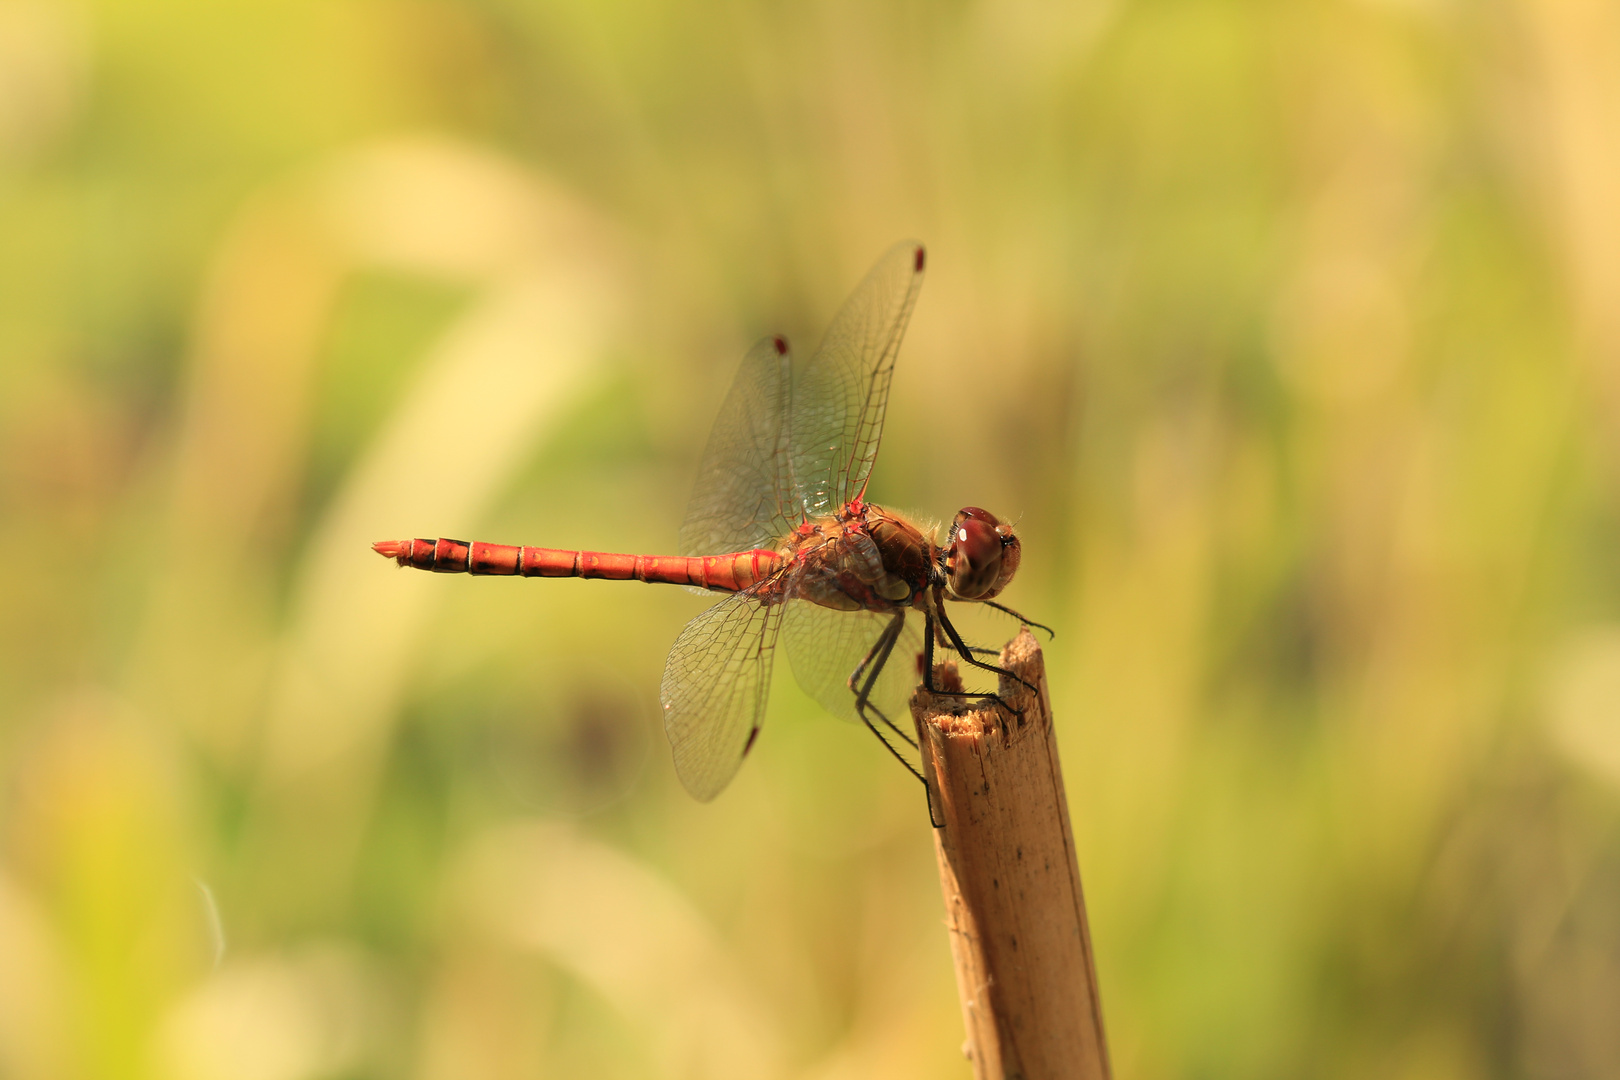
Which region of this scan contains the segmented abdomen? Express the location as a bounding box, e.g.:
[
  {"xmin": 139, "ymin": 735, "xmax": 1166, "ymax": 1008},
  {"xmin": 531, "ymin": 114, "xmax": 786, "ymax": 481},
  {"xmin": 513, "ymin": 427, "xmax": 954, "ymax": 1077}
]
[{"xmin": 374, "ymin": 537, "xmax": 781, "ymax": 592}]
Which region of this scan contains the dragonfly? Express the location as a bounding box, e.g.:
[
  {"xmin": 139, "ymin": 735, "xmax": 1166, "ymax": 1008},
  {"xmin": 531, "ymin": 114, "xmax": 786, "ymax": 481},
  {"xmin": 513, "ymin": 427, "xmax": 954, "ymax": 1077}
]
[{"xmin": 374, "ymin": 241, "xmax": 1048, "ymax": 807}]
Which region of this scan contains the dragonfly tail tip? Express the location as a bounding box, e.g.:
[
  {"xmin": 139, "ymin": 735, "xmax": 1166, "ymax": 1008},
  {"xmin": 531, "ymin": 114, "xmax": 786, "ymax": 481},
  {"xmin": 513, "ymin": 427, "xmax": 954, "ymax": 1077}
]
[{"xmin": 372, "ymin": 539, "xmax": 407, "ymax": 562}]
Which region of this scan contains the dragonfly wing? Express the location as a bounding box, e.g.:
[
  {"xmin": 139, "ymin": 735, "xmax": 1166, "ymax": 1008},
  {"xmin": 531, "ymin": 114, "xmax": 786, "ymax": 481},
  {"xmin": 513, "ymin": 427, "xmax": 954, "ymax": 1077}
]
[
  {"xmin": 679, "ymin": 335, "xmax": 797, "ymax": 557},
  {"xmin": 661, "ymin": 590, "xmax": 784, "ymax": 801},
  {"xmin": 781, "ymin": 601, "xmax": 926, "ymax": 733},
  {"xmin": 789, "ymin": 241, "xmax": 926, "ymax": 518}
]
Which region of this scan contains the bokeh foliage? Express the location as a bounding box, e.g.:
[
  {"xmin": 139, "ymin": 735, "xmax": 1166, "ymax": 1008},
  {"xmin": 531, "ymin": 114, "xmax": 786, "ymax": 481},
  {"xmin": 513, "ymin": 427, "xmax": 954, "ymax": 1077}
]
[{"xmin": 4, "ymin": 0, "xmax": 1620, "ymax": 1076}]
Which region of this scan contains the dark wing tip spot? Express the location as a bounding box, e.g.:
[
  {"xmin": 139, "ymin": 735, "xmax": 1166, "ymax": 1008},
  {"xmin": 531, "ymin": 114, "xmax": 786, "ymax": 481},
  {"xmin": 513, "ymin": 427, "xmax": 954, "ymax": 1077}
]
[
  {"xmin": 772, "ymin": 335, "xmax": 788, "ymax": 355},
  {"xmin": 742, "ymin": 726, "xmax": 761, "ymax": 756},
  {"xmin": 914, "ymin": 246, "xmax": 926, "ymax": 272}
]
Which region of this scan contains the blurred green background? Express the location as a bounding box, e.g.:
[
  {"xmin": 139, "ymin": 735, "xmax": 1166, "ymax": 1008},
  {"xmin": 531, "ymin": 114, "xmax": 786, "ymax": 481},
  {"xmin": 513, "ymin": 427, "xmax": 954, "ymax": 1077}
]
[{"xmin": 5, "ymin": 0, "xmax": 1620, "ymax": 1076}]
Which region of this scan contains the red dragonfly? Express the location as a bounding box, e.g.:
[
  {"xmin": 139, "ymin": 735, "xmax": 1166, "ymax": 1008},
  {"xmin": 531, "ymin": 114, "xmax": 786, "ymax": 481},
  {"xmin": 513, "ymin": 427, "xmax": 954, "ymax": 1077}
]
[{"xmin": 374, "ymin": 242, "xmax": 1046, "ymax": 804}]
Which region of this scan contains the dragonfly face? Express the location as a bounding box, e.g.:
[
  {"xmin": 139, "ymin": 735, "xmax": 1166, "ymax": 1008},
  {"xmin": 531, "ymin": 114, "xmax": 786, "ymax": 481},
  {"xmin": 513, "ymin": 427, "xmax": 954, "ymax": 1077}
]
[{"xmin": 942, "ymin": 507, "xmax": 1021, "ymax": 602}]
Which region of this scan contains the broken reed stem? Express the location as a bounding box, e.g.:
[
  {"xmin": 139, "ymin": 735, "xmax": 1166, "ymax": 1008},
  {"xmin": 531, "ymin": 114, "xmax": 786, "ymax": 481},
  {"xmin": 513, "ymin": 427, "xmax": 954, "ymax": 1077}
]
[{"xmin": 911, "ymin": 628, "xmax": 1110, "ymax": 1080}]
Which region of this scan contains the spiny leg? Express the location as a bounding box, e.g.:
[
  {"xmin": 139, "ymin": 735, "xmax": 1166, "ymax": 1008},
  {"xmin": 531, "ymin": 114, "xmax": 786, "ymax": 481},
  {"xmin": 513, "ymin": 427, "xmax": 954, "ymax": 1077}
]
[
  {"xmin": 982, "ymin": 599, "xmax": 1056, "ymax": 639},
  {"xmin": 874, "ymin": 612, "xmax": 939, "ymax": 835},
  {"xmin": 934, "ymin": 603, "xmax": 1039, "ymax": 700},
  {"xmin": 931, "ymin": 609, "xmax": 1005, "ymax": 660},
  {"xmin": 848, "ymin": 611, "xmax": 926, "ymax": 784},
  {"xmin": 847, "ymin": 610, "xmax": 917, "ymax": 750},
  {"xmin": 921, "ymin": 610, "xmax": 972, "ymax": 696},
  {"xmin": 921, "ymin": 611, "xmax": 1011, "ymax": 706},
  {"xmin": 856, "ymin": 710, "xmax": 925, "ymax": 786}
]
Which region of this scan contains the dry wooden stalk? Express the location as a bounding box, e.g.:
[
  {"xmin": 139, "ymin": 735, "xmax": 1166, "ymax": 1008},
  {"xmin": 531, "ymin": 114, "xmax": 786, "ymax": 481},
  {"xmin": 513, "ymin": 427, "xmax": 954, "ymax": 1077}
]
[{"xmin": 911, "ymin": 628, "xmax": 1110, "ymax": 1080}]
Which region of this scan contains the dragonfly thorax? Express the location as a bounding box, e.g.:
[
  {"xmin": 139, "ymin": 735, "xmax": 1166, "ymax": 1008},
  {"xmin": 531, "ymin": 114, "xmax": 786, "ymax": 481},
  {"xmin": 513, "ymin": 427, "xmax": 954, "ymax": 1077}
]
[
  {"xmin": 942, "ymin": 507, "xmax": 1021, "ymax": 602},
  {"xmin": 780, "ymin": 502, "xmax": 938, "ymax": 614}
]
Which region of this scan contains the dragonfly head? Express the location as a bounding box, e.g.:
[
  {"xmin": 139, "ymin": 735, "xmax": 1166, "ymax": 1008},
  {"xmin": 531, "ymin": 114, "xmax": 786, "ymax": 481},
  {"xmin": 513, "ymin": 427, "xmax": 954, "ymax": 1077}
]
[{"xmin": 943, "ymin": 507, "xmax": 1021, "ymax": 601}]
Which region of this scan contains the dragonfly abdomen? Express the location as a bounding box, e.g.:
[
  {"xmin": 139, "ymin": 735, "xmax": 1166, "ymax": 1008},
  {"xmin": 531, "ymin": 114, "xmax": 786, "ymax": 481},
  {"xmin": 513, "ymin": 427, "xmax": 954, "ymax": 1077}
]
[{"xmin": 373, "ymin": 538, "xmax": 781, "ymax": 592}]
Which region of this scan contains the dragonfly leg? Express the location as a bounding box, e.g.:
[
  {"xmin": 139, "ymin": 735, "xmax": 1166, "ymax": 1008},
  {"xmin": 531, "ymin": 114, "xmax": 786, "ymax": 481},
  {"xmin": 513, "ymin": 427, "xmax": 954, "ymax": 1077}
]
[
  {"xmin": 920, "ymin": 611, "xmax": 1015, "ymax": 711},
  {"xmin": 846, "ymin": 612, "xmax": 935, "ymax": 822},
  {"xmin": 934, "ymin": 604, "xmax": 1040, "ymax": 702},
  {"xmin": 868, "ymin": 612, "xmax": 946, "ymax": 835},
  {"xmin": 981, "ymin": 600, "xmax": 1056, "ymax": 639},
  {"xmin": 848, "ymin": 612, "xmax": 918, "ymax": 751},
  {"xmin": 857, "ymin": 706, "xmax": 925, "ymax": 788}
]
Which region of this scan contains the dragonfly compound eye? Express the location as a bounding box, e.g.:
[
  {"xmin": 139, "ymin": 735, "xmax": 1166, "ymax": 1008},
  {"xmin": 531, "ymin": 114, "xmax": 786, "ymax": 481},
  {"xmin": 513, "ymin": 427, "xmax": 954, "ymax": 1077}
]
[{"xmin": 946, "ymin": 507, "xmax": 1021, "ymax": 600}]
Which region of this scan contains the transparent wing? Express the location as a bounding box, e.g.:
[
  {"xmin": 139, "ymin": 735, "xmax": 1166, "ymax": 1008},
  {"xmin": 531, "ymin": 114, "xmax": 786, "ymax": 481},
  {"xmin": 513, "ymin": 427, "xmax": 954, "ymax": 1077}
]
[
  {"xmin": 789, "ymin": 241, "xmax": 926, "ymax": 519},
  {"xmin": 679, "ymin": 335, "xmax": 796, "ymax": 557},
  {"xmin": 781, "ymin": 601, "xmax": 926, "ymax": 733},
  {"xmin": 660, "ymin": 591, "xmax": 783, "ymax": 801}
]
